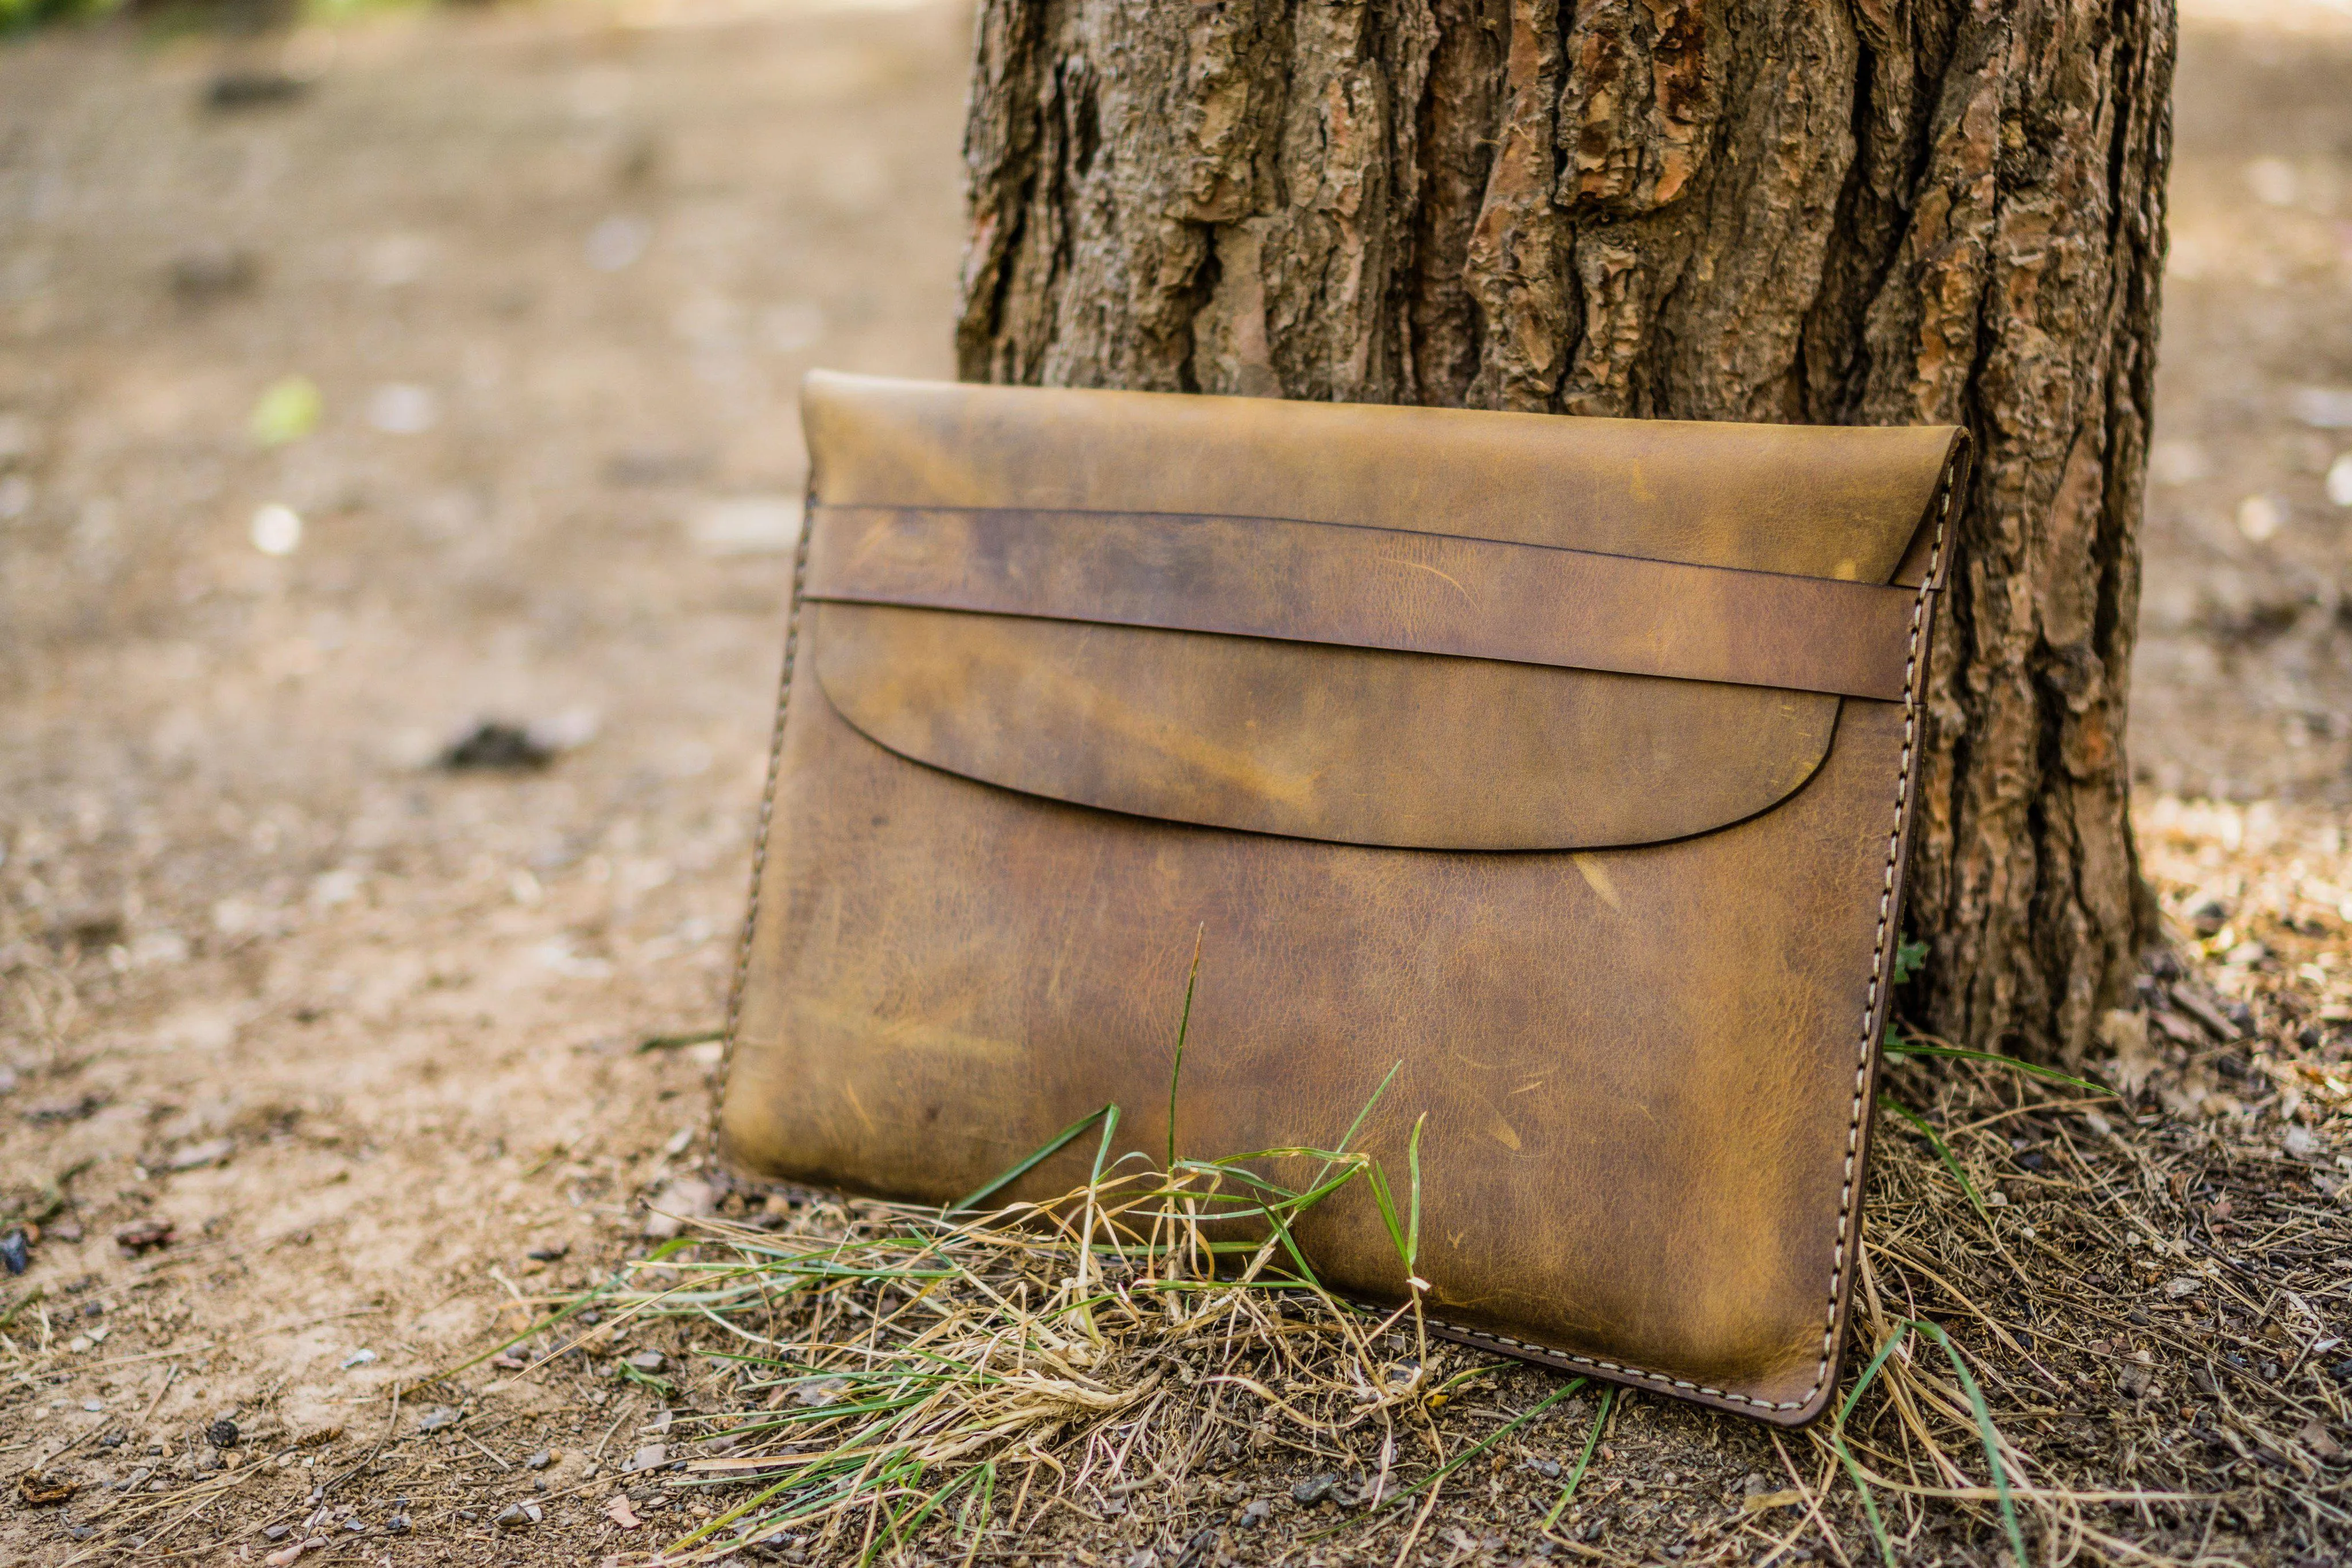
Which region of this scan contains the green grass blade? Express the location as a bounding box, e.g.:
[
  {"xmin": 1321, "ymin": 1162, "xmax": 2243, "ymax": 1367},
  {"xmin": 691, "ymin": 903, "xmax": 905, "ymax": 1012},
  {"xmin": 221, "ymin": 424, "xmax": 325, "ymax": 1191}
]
[
  {"xmin": 1825, "ymin": 1326, "xmax": 1919, "ymax": 1568},
  {"xmin": 1878, "ymin": 1094, "xmax": 1988, "ymax": 1221},
  {"xmin": 1088, "ymin": 1104, "xmax": 1123, "ymax": 1190},
  {"xmin": 1405, "ymin": 1112, "xmax": 1427, "ymax": 1273},
  {"xmin": 1167, "ymin": 924, "xmax": 1205, "ymax": 1172},
  {"xmin": 1539, "ymin": 1385, "xmax": 1611, "ymax": 1532},
  {"xmin": 858, "ymin": 1454, "xmax": 934, "ymax": 1567},
  {"xmin": 1838, "ymin": 1326, "xmax": 1913, "ymax": 1428},
  {"xmin": 1245, "ymin": 1163, "xmax": 1338, "ymax": 1292},
  {"xmin": 1366, "ymin": 1160, "xmax": 1410, "ymax": 1269},
  {"xmin": 1829, "ymin": 1426, "xmax": 1898, "ymax": 1568},
  {"xmin": 950, "ymin": 1105, "xmax": 1114, "ymax": 1213},
  {"xmin": 961, "ymin": 1459, "xmax": 996, "ymax": 1543},
  {"xmin": 1908, "ymin": 1319, "xmax": 2027, "ymax": 1568},
  {"xmin": 1322, "ymin": 1059, "xmax": 1403, "ymax": 1167},
  {"xmin": 1882, "ymin": 1040, "xmax": 2112, "ymax": 1096},
  {"xmin": 1829, "ymin": 1323, "xmax": 1908, "ymax": 1568},
  {"xmin": 1296, "ymin": 1060, "xmax": 1403, "ymax": 1215}
]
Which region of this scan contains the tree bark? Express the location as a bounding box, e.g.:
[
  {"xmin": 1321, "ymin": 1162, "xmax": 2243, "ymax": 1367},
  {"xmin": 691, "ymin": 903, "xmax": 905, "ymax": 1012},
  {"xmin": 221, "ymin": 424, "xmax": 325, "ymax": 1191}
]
[{"xmin": 955, "ymin": 0, "xmax": 2173, "ymax": 1061}]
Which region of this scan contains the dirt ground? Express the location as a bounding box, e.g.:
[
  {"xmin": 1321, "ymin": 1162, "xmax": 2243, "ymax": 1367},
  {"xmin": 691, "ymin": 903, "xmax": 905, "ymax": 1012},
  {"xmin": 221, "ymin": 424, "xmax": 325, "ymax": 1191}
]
[{"xmin": 2, "ymin": 2, "xmax": 2350, "ymax": 1565}]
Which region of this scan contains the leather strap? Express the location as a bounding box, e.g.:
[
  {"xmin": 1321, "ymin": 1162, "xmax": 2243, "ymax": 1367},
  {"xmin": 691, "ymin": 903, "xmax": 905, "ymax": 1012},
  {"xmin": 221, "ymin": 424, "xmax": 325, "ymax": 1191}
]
[{"xmin": 803, "ymin": 504, "xmax": 1922, "ymax": 701}]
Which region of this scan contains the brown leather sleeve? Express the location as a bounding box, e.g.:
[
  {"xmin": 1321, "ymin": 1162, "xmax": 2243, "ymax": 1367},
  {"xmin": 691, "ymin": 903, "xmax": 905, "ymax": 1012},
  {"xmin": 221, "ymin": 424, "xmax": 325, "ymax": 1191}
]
[{"xmin": 723, "ymin": 372, "xmax": 1969, "ymax": 1426}]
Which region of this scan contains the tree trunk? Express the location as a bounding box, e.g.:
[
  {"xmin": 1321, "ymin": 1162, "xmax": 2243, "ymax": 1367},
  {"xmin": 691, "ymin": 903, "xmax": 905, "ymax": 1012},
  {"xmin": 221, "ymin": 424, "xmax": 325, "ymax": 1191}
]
[{"xmin": 954, "ymin": 0, "xmax": 2172, "ymax": 1061}]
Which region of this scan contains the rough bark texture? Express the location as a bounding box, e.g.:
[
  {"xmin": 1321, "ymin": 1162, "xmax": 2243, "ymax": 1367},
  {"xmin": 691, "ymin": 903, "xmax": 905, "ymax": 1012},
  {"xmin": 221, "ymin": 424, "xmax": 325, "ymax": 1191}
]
[{"xmin": 954, "ymin": 0, "xmax": 2173, "ymax": 1062}]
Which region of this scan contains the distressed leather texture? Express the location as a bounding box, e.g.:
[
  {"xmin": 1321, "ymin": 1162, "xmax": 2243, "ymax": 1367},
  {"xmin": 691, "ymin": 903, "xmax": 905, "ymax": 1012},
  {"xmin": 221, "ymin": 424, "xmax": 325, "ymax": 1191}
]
[{"xmin": 721, "ymin": 371, "xmax": 1968, "ymax": 1425}]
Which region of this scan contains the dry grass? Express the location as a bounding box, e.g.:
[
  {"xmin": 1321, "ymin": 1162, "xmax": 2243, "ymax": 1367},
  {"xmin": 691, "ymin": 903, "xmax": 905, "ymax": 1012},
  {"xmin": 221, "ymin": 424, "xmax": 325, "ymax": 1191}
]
[
  {"xmin": 474, "ymin": 1075, "xmax": 1560, "ymax": 1566},
  {"xmin": 448, "ymin": 926, "xmax": 2349, "ymax": 1567},
  {"xmin": 10, "ymin": 797, "xmax": 2346, "ymax": 1567}
]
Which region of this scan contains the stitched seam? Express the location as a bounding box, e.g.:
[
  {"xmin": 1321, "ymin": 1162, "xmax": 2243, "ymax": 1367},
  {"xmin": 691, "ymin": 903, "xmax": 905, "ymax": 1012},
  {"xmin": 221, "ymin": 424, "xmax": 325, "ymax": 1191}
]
[
  {"xmin": 718, "ymin": 464, "xmax": 1959, "ymax": 1411},
  {"xmin": 709, "ymin": 498, "xmax": 817, "ymax": 1160},
  {"xmin": 1416, "ymin": 474, "xmax": 1955, "ymax": 1412}
]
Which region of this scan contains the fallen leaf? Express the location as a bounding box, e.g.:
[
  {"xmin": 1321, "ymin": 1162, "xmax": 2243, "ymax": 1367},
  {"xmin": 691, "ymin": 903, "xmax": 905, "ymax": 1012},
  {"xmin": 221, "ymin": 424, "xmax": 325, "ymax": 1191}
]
[
  {"xmin": 1742, "ymin": 1488, "xmax": 1803, "ymax": 1513},
  {"xmin": 114, "ymin": 1218, "xmax": 176, "ymax": 1255},
  {"xmin": 605, "ymin": 1494, "xmax": 643, "ymax": 1530},
  {"xmin": 18, "ymin": 1472, "xmax": 78, "ymax": 1506},
  {"xmin": 2098, "ymin": 1009, "xmax": 2161, "ymax": 1096}
]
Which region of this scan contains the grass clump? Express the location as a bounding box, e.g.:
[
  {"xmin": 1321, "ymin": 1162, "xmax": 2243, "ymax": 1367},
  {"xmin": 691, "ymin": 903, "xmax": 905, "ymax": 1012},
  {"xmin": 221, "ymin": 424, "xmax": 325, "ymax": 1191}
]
[
  {"xmin": 468, "ymin": 1071, "xmax": 1511, "ymax": 1565},
  {"xmin": 446, "ymin": 979, "xmax": 2241, "ymax": 1568}
]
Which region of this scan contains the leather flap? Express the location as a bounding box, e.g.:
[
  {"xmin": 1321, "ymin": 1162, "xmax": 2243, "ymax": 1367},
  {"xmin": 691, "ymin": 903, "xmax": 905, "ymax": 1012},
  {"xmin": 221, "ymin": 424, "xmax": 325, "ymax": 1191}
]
[{"xmin": 799, "ymin": 373, "xmax": 1965, "ymax": 852}]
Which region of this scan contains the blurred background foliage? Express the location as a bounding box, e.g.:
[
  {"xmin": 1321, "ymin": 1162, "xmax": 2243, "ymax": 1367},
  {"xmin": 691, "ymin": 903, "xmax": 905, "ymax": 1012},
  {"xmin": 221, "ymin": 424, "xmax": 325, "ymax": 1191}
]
[{"xmin": 2, "ymin": 0, "xmax": 435, "ymax": 38}]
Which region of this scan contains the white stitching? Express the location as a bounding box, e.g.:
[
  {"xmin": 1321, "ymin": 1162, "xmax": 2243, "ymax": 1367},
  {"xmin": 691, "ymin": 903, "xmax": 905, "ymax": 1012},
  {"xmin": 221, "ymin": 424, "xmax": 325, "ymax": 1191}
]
[
  {"xmin": 710, "ymin": 500, "xmax": 817, "ymax": 1158},
  {"xmin": 1422, "ymin": 472, "xmax": 1956, "ymax": 1414}
]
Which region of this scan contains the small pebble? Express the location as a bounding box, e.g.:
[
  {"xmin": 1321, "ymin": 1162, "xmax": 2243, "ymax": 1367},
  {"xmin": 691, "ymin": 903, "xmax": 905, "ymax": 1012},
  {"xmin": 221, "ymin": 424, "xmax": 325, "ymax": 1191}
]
[
  {"xmin": 386, "ymin": 1516, "xmax": 411, "ymax": 1535},
  {"xmin": 524, "ymin": 1449, "xmax": 552, "ymax": 1470},
  {"xmin": 625, "ymin": 1350, "xmax": 667, "ymax": 1373},
  {"xmin": 261, "ymin": 1523, "xmax": 291, "ymax": 1541},
  {"xmin": 1291, "ymin": 1472, "xmax": 1339, "ymax": 1505},
  {"xmin": 440, "ymin": 722, "xmax": 554, "ymax": 772},
  {"xmin": 416, "ymin": 1406, "xmax": 462, "ymax": 1434},
  {"xmin": 1237, "ymin": 1498, "xmax": 1272, "ymax": 1527},
  {"xmin": 208, "ymin": 1418, "xmax": 240, "ymax": 1448}
]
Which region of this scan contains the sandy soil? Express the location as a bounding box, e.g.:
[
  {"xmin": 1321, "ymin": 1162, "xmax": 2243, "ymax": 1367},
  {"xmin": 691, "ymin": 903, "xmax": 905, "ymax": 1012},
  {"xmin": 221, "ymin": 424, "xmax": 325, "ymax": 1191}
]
[
  {"xmin": 1, "ymin": 0, "xmax": 967, "ymax": 1557},
  {"xmin": 2139, "ymin": 4, "xmax": 2352, "ymax": 802},
  {"xmin": 1, "ymin": 2, "xmax": 2349, "ymax": 1565}
]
